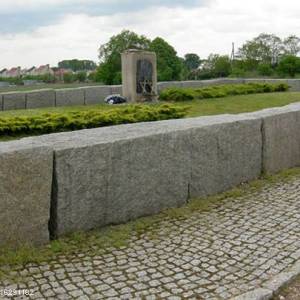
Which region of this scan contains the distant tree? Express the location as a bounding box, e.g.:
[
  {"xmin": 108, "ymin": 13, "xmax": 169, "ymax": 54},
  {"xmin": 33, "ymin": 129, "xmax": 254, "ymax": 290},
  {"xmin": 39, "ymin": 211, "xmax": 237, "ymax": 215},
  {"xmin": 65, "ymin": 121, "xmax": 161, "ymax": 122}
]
[
  {"xmin": 184, "ymin": 53, "xmax": 201, "ymax": 71},
  {"xmin": 277, "ymin": 55, "xmax": 300, "ymax": 77},
  {"xmin": 238, "ymin": 33, "xmax": 283, "ymax": 66},
  {"xmin": 149, "ymin": 37, "xmax": 182, "ymax": 81},
  {"xmin": 257, "ymin": 63, "xmax": 273, "ymax": 76},
  {"xmin": 96, "ymin": 30, "xmax": 151, "ymax": 84},
  {"xmin": 58, "ymin": 59, "xmax": 97, "ymax": 72},
  {"xmin": 202, "ymin": 54, "xmax": 231, "ymax": 78},
  {"xmin": 283, "ymin": 35, "xmax": 300, "ymax": 56},
  {"xmin": 76, "ymin": 71, "xmax": 87, "ymax": 82},
  {"xmin": 63, "ymin": 72, "xmax": 76, "ymax": 83}
]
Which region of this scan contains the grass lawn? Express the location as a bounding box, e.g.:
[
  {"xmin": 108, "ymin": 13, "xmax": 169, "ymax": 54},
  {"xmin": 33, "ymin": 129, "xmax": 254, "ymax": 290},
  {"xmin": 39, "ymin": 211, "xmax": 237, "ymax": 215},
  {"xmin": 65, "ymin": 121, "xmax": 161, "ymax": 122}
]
[{"xmin": 0, "ymin": 91, "xmax": 300, "ymax": 119}]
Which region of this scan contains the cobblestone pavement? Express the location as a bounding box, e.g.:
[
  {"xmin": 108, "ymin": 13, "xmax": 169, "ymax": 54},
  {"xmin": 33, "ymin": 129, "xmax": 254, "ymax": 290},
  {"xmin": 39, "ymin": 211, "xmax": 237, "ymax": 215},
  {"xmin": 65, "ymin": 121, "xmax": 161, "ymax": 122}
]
[{"xmin": 1, "ymin": 178, "xmax": 300, "ymax": 300}]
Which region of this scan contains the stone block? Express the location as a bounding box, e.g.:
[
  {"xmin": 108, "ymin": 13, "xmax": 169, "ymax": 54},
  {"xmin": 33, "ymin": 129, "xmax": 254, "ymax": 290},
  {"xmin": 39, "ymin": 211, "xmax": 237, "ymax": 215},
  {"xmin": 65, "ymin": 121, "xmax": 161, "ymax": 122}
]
[
  {"xmin": 180, "ymin": 81, "xmax": 204, "ymax": 89},
  {"xmin": 0, "ymin": 143, "xmax": 53, "ymax": 247},
  {"xmin": 189, "ymin": 118, "xmax": 262, "ymax": 198},
  {"xmin": 111, "ymin": 85, "xmax": 122, "ymax": 95},
  {"xmin": 38, "ymin": 112, "xmax": 262, "ymax": 238},
  {"xmin": 55, "ymin": 88, "xmax": 85, "ymax": 107},
  {"xmin": 244, "ymin": 78, "xmax": 266, "ymax": 84},
  {"xmin": 50, "ymin": 128, "xmax": 191, "ymax": 237},
  {"xmin": 256, "ymin": 103, "xmax": 300, "ymax": 174},
  {"xmin": 157, "ymin": 81, "xmax": 182, "ymax": 93},
  {"xmin": 83, "ymin": 86, "xmax": 112, "ymax": 105},
  {"xmin": 26, "ymin": 89, "xmax": 55, "ymax": 109},
  {"xmin": 2, "ymin": 92, "xmax": 26, "ymax": 111}
]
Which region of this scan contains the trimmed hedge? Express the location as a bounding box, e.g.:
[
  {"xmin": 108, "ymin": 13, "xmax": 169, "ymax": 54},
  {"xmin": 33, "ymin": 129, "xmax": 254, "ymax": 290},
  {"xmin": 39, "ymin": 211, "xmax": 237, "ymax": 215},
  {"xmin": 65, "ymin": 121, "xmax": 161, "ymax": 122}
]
[
  {"xmin": 0, "ymin": 104, "xmax": 188, "ymax": 137},
  {"xmin": 159, "ymin": 83, "xmax": 289, "ymax": 102}
]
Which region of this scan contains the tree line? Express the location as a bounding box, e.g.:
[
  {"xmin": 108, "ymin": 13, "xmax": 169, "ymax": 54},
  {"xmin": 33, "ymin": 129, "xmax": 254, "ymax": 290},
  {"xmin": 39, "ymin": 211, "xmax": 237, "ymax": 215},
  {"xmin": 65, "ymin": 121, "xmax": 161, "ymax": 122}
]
[{"xmin": 94, "ymin": 30, "xmax": 300, "ymax": 85}]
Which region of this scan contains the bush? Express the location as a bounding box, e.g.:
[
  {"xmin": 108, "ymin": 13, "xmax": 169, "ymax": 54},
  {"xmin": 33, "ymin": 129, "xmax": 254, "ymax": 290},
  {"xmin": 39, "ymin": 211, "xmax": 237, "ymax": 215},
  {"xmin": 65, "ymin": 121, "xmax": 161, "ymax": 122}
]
[
  {"xmin": 277, "ymin": 55, "xmax": 300, "ymax": 77},
  {"xmin": 257, "ymin": 64, "xmax": 273, "ymax": 76},
  {"xmin": 159, "ymin": 83, "xmax": 289, "ymax": 102},
  {"xmin": 63, "ymin": 73, "xmax": 76, "ymax": 83},
  {"xmin": 0, "ymin": 104, "xmax": 188, "ymax": 137}
]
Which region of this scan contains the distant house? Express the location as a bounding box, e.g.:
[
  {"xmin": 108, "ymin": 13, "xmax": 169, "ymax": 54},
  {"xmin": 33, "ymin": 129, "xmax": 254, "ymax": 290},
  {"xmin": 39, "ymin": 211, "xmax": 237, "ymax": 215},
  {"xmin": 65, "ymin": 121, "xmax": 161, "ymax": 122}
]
[
  {"xmin": 0, "ymin": 69, "xmax": 8, "ymax": 78},
  {"xmin": 52, "ymin": 68, "xmax": 73, "ymax": 81},
  {"xmin": 26, "ymin": 66, "xmax": 37, "ymax": 76},
  {"xmin": 5, "ymin": 67, "xmax": 21, "ymax": 78},
  {"xmin": 34, "ymin": 64, "xmax": 54, "ymax": 76}
]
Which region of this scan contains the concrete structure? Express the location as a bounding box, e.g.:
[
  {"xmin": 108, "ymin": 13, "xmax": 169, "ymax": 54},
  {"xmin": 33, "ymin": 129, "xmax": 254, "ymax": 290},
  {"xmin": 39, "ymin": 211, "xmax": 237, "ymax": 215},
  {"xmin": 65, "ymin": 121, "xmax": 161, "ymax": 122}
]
[
  {"xmin": 122, "ymin": 49, "xmax": 158, "ymax": 102},
  {"xmin": 83, "ymin": 86, "xmax": 111, "ymax": 105},
  {"xmin": 2, "ymin": 92, "xmax": 26, "ymax": 110},
  {"xmin": 0, "ymin": 143, "xmax": 53, "ymax": 247},
  {"xmin": 56, "ymin": 88, "xmax": 85, "ymax": 107},
  {"xmin": 26, "ymin": 89, "xmax": 56, "ymax": 109},
  {"xmin": 2, "ymin": 101, "xmax": 300, "ymax": 246}
]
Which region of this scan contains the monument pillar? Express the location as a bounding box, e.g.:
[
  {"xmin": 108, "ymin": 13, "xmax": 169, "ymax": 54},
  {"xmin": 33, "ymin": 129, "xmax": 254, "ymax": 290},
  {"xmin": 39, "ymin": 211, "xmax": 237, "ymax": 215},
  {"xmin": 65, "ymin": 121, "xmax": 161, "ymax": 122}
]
[{"xmin": 121, "ymin": 49, "xmax": 157, "ymax": 103}]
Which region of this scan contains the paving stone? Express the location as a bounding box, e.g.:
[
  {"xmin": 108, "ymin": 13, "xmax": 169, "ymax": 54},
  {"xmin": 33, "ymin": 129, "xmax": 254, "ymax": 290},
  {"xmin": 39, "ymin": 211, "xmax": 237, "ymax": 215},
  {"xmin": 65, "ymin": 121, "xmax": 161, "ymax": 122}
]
[{"xmin": 1, "ymin": 177, "xmax": 300, "ymax": 299}]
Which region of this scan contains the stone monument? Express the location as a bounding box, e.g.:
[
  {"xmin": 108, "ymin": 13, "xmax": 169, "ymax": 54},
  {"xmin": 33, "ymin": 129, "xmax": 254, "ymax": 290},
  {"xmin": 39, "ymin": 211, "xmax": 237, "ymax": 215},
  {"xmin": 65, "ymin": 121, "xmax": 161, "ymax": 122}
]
[{"xmin": 121, "ymin": 49, "xmax": 157, "ymax": 102}]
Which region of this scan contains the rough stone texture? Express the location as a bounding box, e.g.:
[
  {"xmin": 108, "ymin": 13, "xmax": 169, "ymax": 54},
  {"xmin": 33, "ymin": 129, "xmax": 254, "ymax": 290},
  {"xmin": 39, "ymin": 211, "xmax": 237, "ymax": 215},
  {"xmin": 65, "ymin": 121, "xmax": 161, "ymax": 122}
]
[
  {"xmin": 0, "ymin": 143, "xmax": 53, "ymax": 247},
  {"xmin": 83, "ymin": 86, "xmax": 112, "ymax": 105},
  {"xmin": 1, "ymin": 176, "xmax": 300, "ymax": 299},
  {"xmin": 189, "ymin": 119, "xmax": 262, "ymax": 198},
  {"xmin": 249, "ymin": 103, "xmax": 300, "ymax": 174},
  {"xmin": 121, "ymin": 50, "xmax": 157, "ymax": 102},
  {"xmin": 2, "ymin": 92, "xmax": 26, "ymax": 111},
  {"xmin": 52, "ymin": 130, "xmax": 191, "ymax": 237},
  {"xmin": 20, "ymin": 112, "xmax": 261, "ymax": 238},
  {"xmin": 157, "ymin": 81, "xmax": 183, "ymax": 93},
  {"xmin": 55, "ymin": 88, "xmax": 85, "ymax": 107},
  {"xmin": 111, "ymin": 85, "xmax": 122, "ymax": 95},
  {"xmin": 230, "ymin": 288, "xmax": 273, "ymax": 300},
  {"xmin": 26, "ymin": 89, "xmax": 55, "ymax": 109},
  {"xmin": 287, "ymin": 79, "xmax": 300, "ymax": 92},
  {"xmin": 180, "ymin": 80, "xmax": 204, "ymax": 89}
]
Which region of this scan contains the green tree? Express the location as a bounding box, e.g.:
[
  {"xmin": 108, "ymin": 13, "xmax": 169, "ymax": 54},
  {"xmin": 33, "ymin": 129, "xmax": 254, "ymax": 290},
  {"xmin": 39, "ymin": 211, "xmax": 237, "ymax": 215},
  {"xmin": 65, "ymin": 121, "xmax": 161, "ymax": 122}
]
[
  {"xmin": 76, "ymin": 71, "xmax": 87, "ymax": 82},
  {"xmin": 238, "ymin": 33, "xmax": 283, "ymax": 66},
  {"xmin": 63, "ymin": 72, "xmax": 76, "ymax": 83},
  {"xmin": 96, "ymin": 30, "xmax": 151, "ymax": 84},
  {"xmin": 149, "ymin": 37, "xmax": 182, "ymax": 81},
  {"xmin": 202, "ymin": 54, "xmax": 231, "ymax": 78},
  {"xmin": 58, "ymin": 59, "xmax": 97, "ymax": 71},
  {"xmin": 277, "ymin": 55, "xmax": 300, "ymax": 77},
  {"xmin": 283, "ymin": 35, "xmax": 300, "ymax": 56},
  {"xmin": 257, "ymin": 63, "xmax": 273, "ymax": 76},
  {"xmin": 184, "ymin": 53, "xmax": 201, "ymax": 71}
]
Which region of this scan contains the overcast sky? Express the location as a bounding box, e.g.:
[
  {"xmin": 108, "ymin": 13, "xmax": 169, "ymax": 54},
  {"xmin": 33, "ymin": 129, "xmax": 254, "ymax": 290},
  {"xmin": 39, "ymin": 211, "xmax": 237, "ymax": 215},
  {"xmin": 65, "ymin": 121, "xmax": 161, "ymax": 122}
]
[{"xmin": 0, "ymin": 0, "xmax": 300, "ymax": 69}]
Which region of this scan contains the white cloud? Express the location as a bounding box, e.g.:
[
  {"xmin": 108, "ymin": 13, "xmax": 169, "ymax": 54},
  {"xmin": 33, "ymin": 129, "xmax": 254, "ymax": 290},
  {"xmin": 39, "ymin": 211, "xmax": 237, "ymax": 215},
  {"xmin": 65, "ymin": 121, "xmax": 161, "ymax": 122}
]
[{"xmin": 1, "ymin": 0, "xmax": 300, "ymax": 69}]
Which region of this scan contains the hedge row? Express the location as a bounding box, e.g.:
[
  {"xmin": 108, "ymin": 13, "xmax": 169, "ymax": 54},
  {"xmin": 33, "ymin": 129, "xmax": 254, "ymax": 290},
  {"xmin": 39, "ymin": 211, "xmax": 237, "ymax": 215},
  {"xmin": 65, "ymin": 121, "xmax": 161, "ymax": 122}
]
[
  {"xmin": 159, "ymin": 83, "xmax": 289, "ymax": 102},
  {"xmin": 0, "ymin": 104, "xmax": 187, "ymax": 137}
]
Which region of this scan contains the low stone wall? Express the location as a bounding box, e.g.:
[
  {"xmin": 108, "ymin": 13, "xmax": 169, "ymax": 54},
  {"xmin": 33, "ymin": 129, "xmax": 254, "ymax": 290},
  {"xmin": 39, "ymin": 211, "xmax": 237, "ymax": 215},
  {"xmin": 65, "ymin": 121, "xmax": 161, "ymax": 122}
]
[
  {"xmin": 1, "ymin": 78, "xmax": 300, "ymax": 111},
  {"xmin": 0, "ymin": 142, "xmax": 53, "ymax": 247},
  {"xmin": 1, "ymin": 102, "xmax": 300, "ymax": 246}
]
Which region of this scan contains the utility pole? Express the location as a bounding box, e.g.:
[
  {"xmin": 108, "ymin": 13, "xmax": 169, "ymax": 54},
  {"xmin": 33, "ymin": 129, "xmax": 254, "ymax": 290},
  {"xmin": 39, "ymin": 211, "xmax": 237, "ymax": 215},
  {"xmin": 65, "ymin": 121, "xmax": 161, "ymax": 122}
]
[{"xmin": 230, "ymin": 42, "xmax": 235, "ymax": 65}]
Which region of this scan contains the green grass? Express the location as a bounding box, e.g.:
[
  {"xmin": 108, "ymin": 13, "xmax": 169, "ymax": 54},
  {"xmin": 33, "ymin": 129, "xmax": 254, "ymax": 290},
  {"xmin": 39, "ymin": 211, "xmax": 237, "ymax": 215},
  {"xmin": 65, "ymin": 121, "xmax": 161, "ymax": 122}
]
[
  {"xmin": 181, "ymin": 92, "xmax": 300, "ymax": 117},
  {"xmin": 1, "ymin": 166, "xmax": 300, "ymax": 281}
]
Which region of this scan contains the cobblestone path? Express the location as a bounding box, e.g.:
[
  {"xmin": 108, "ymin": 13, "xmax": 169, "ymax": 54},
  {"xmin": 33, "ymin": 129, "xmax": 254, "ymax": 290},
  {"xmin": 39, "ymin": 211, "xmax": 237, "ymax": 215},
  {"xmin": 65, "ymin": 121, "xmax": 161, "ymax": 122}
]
[{"xmin": 1, "ymin": 178, "xmax": 300, "ymax": 300}]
